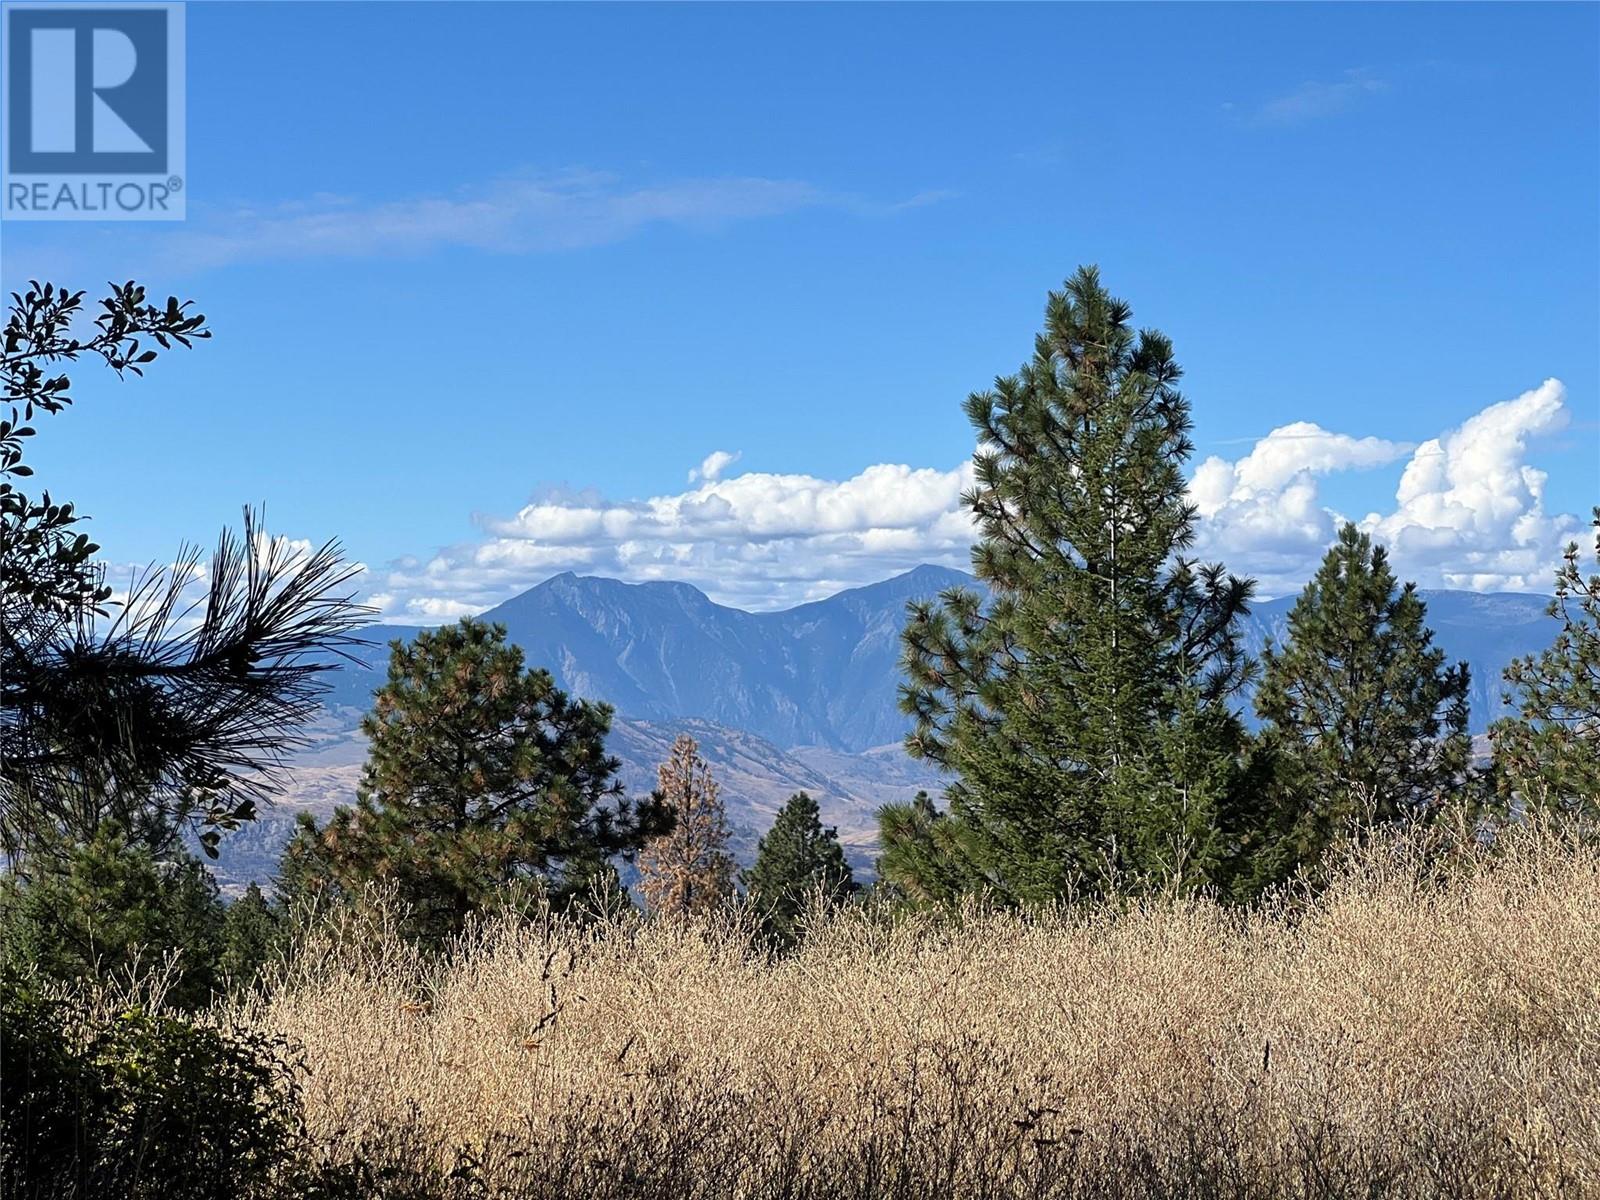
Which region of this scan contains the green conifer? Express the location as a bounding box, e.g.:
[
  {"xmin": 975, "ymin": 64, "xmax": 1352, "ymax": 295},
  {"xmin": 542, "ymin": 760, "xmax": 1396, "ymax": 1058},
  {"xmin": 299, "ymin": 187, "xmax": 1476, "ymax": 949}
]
[
  {"xmin": 0, "ymin": 825, "xmax": 224, "ymax": 1009},
  {"xmin": 742, "ymin": 792, "xmax": 855, "ymax": 947},
  {"xmin": 280, "ymin": 619, "xmax": 668, "ymax": 943},
  {"xmin": 1491, "ymin": 509, "xmax": 1600, "ymax": 816},
  {"xmin": 874, "ymin": 791, "xmax": 976, "ymax": 904},
  {"xmin": 1255, "ymin": 523, "xmax": 1473, "ymax": 855},
  {"xmin": 219, "ymin": 883, "xmax": 283, "ymax": 990},
  {"xmin": 891, "ymin": 268, "xmax": 1261, "ymax": 905}
]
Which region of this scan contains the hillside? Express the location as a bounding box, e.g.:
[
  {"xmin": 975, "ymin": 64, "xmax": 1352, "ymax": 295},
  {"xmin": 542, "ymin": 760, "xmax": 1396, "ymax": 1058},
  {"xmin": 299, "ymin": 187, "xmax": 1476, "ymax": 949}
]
[{"xmin": 210, "ymin": 714, "xmax": 942, "ymax": 893}]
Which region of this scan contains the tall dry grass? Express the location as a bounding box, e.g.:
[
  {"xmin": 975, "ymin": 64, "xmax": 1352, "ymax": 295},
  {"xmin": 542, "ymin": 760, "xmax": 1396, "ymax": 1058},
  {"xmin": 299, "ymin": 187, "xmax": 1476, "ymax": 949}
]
[{"xmin": 233, "ymin": 826, "xmax": 1600, "ymax": 1199}]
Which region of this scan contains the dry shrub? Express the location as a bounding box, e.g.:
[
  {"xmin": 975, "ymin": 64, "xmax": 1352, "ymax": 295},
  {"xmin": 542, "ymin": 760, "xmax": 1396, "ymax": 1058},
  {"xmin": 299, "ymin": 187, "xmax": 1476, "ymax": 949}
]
[{"xmin": 232, "ymin": 823, "xmax": 1600, "ymax": 1199}]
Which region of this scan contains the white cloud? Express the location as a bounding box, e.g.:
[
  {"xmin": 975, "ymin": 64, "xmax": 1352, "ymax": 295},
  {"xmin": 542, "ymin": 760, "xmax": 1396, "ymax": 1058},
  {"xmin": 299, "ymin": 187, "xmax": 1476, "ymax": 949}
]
[
  {"xmin": 392, "ymin": 595, "xmax": 480, "ymax": 622},
  {"xmin": 1243, "ymin": 68, "xmax": 1390, "ymax": 127},
  {"xmin": 1191, "ymin": 422, "xmax": 1411, "ymax": 517},
  {"xmin": 178, "ymin": 172, "xmax": 829, "ymax": 270},
  {"xmin": 689, "ymin": 450, "xmax": 741, "ymax": 484},
  {"xmin": 1356, "ymin": 379, "xmax": 1579, "ymax": 592},
  {"xmin": 4, "ymin": 170, "xmax": 950, "ymax": 280},
  {"xmin": 1189, "ymin": 423, "xmax": 1413, "ymax": 590},
  {"xmin": 366, "ymin": 459, "xmax": 978, "ymax": 617},
  {"xmin": 1195, "ymin": 380, "xmax": 1579, "ymax": 595},
  {"xmin": 365, "ymin": 382, "xmax": 1582, "ymax": 619}
]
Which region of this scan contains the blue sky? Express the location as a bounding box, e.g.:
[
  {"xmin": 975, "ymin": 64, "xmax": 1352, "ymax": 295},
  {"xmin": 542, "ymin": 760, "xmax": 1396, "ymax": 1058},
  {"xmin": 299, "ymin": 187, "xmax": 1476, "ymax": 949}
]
[{"xmin": 3, "ymin": 2, "xmax": 1596, "ymax": 616}]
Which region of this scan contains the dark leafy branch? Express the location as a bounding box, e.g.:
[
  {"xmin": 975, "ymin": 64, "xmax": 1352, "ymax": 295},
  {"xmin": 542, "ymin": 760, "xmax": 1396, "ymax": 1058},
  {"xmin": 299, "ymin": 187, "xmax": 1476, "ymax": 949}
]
[
  {"xmin": 2, "ymin": 281, "xmax": 210, "ymax": 615},
  {"xmin": 1, "ymin": 281, "xmax": 367, "ymax": 863}
]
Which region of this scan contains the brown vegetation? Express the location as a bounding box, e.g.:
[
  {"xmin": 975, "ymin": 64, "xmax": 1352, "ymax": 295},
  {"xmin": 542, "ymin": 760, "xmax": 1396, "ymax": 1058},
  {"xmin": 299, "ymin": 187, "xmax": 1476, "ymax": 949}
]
[
  {"xmin": 232, "ymin": 825, "xmax": 1600, "ymax": 1199},
  {"xmin": 636, "ymin": 733, "xmax": 736, "ymax": 918}
]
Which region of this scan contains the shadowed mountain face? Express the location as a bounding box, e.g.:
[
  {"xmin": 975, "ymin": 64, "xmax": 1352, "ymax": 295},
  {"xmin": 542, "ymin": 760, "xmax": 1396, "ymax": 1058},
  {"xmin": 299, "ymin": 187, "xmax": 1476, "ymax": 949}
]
[
  {"xmin": 333, "ymin": 563, "xmax": 974, "ymax": 752},
  {"xmin": 484, "ymin": 564, "xmax": 975, "ymax": 751},
  {"xmin": 338, "ymin": 567, "xmax": 1555, "ymax": 744},
  {"xmin": 242, "ymin": 566, "xmax": 972, "ymax": 891}
]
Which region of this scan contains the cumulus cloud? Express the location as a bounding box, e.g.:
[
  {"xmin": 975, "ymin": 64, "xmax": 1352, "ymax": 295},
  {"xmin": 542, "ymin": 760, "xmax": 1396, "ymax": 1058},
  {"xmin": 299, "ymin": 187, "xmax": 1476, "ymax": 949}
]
[
  {"xmin": 1191, "ymin": 423, "xmax": 1412, "ymax": 515},
  {"xmin": 1357, "ymin": 380, "xmax": 1579, "ymax": 592},
  {"xmin": 1189, "ymin": 423, "xmax": 1414, "ymax": 590},
  {"xmin": 366, "ymin": 381, "xmax": 1582, "ymax": 620},
  {"xmin": 380, "ymin": 594, "xmax": 478, "ymax": 622},
  {"xmin": 1195, "ymin": 380, "xmax": 1580, "ymax": 595},
  {"xmin": 367, "ymin": 459, "xmax": 978, "ymax": 618}
]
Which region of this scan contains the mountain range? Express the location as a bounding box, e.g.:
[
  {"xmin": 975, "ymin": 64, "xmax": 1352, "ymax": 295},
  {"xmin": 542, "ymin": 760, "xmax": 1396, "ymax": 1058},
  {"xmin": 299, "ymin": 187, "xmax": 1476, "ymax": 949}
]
[
  {"xmin": 331, "ymin": 565, "xmax": 1555, "ymax": 745},
  {"xmin": 321, "ymin": 563, "xmax": 973, "ymax": 753},
  {"xmin": 214, "ymin": 566, "xmax": 1559, "ymax": 893}
]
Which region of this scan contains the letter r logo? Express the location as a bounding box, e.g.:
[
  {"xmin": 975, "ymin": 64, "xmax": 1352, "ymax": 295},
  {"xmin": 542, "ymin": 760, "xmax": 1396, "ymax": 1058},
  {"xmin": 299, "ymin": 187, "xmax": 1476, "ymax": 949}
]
[{"xmin": 6, "ymin": 6, "xmax": 169, "ymax": 173}]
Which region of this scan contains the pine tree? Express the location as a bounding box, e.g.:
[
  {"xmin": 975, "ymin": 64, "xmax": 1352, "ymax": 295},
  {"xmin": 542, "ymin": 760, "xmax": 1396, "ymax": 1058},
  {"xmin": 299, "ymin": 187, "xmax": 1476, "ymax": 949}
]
[
  {"xmin": 0, "ymin": 824, "xmax": 225, "ymax": 1010},
  {"xmin": 1491, "ymin": 509, "xmax": 1600, "ymax": 816},
  {"xmin": 218, "ymin": 883, "xmax": 283, "ymax": 990},
  {"xmin": 1, "ymin": 283, "xmax": 364, "ymax": 863},
  {"xmin": 636, "ymin": 735, "xmax": 734, "ymax": 918},
  {"xmin": 741, "ymin": 792, "xmax": 855, "ymax": 947},
  {"xmin": 892, "ymin": 268, "xmax": 1261, "ymax": 905},
  {"xmin": 1255, "ymin": 523, "xmax": 1472, "ymax": 854},
  {"xmin": 281, "ymin": 619, "xmax": 667, "ymax": 944}
]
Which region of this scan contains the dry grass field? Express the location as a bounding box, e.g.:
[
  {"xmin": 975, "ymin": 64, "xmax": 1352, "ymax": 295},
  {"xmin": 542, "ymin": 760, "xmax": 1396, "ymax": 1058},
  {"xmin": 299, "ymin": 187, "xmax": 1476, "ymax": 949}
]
[{"xmin": 231, "ymin": 826, "xmax": 1600, "ymax": 1199}]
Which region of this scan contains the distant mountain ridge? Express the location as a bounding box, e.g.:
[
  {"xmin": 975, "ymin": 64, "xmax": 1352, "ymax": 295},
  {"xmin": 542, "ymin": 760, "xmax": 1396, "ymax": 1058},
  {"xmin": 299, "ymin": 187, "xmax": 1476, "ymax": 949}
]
[
  {"xmin": 333, "ymin": 567, "xmax": 1557, "ymax": 743},
  {"xmin": 328, "ymin": 563, "xmax": 974, "ymax": 751},
  {"xmin": 218, "ymin": 566, "xmax": 1557, "ymax": 893}
]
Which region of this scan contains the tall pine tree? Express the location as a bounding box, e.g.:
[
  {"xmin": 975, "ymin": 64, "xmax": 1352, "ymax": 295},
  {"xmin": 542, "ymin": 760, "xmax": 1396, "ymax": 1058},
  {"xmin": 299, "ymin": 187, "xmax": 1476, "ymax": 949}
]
[
  {"xmin": 1255, "ymin": 523, "xmax": 1472, "ymax": 854},
  {"xmin": 280, "ymin": 619, "xmax": 667, "ymax": 943},
  {"xmin": 891, "ymin": 268, "xmax": 1262, "ymax": 905},
  {"xmin": 636, "ymin": 735, "xmax": 735, "ymax": 918},
  {"xmin": 1491, "ymin": 508, "xmax": 1600, "ymax": 816},
  {"xmin": 741, "ymin": 792, "xmax": 855, "ymax": 948}
]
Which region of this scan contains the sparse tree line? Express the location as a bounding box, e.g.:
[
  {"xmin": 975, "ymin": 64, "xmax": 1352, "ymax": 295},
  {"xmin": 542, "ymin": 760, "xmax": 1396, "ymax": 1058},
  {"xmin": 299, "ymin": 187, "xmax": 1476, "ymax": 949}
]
[
  {"xmin": 274, "ymin": 615, "xmax": 857, "ymax": 954},
  {"xmin": 3, "ymin": 271, "xmax": 1598, "ymax": 982},
  {"xmin": 0, "ymin": 275, "xmax": 1595, "ymax": 1195}
]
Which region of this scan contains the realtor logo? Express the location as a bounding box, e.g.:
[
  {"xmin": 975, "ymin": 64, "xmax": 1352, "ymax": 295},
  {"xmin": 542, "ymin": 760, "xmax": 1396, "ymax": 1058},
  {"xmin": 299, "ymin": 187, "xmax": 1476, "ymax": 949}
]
[{"xmin": 3, "ymin": 3, "xmax": 185, "ymax": 219}]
